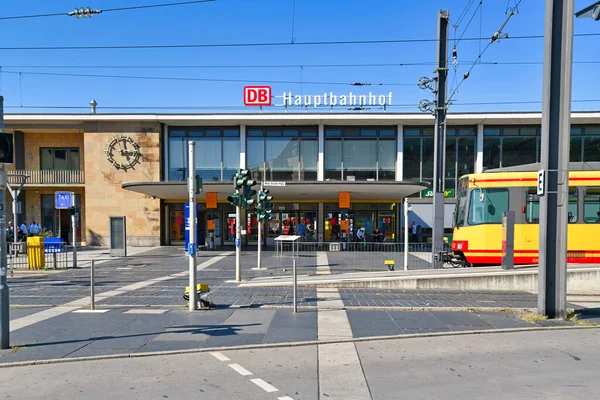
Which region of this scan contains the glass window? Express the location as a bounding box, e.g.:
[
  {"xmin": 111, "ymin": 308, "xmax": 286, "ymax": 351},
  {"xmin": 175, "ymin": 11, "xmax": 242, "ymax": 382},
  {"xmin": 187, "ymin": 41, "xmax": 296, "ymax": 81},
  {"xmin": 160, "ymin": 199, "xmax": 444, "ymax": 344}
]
[
  {"xmin": 39, "ymin": 148, "xmax": 80, "ymax": 170},
  {"xmin": 445, "ymin": 137, "xmax": 457, "ymax": 192},
  {"xmin": 570, "ymin": 137, "xmax": 583, "ymax": 162},
  {"xmin": 571, "ymin": 127, "xmax": 582, "ymax": 135},
  {"xmin": 502, "ymin": 137, "xmax": 537, "ymax": 167},
  {"xmin": 483, "ymin": 138, "xmax": 501, "ymax": 170},
  {"xmin": 568, "ymin": 188, "xmax": 578, "ymax": 223},
  {"xmin": 300, "ymin": 139, "xmax": 318, "ymax": 170},
  {"xmin": 455, "ymin": 178, "xmax": 469, "ymax": 227},
  {"xmin": 378, "ymin": 139, "xmax": 396, "ymax": 180},
  {"xmin": 404, "ymin": 128, "xmax": 421, "ymax": 137},
  {"xmin": 584, "ymin": 188, "xmax": 600, "ymax": 223},
  {"xmin": 169, "ymin": 137, "xmax": 187, "ymax": 181},
  {"xmin": 68, "ymin": 150, "xmax": 80, "ymax": 171},
  {"xmin": 457, "ymin": 137, "xmax": 476, "ymax": 177},
  {"xmin": 325, "ymin": 129, "xmax": 342, "ymax": 137},
  {"xmin": 247, "ymin": 137, "xmax": 264, "ymax": 180},
  {"xmin": 467, "ymin": 188, "xmax": 509, "ymax": 225},
  {"xmin": 583, "ymin": 136, "xmax": 600, "ymax": 162},
  {"xmin": 222, "ymin": 138, "xmax": 240, "ymax": 182},
  {"xmin": 41, "ymin": 149, "xmax": 53, "ymax": 170},
  {"xmin": 325, "ymin": 140, "xmax": 342, "ymax": 179},
  {"xmin": 503, "ymin": 127, "xmax": 519, "ymax": 136},
  {"xmin": 403, "ymin": 137, "xmax": 421, "ymax": 180},
  {"xmin": 526, "ymin": 189, "xmax": 540, "ymax": 223},
  {"xmin": 585, "ymin": 126, "xmax": 600, "ymax": 135},
  {"xmin": 459, "ymin": 127, "xmax": 476, "ymax": 136},
  {"xmin": 421, "ymin": 138, "xmax": 435, "ymax": 181},
  {"xmin": 193, "ymin": 137, "xmax": 221, "ymax": 182},
  {"xmin": 520, "ymin": 127, "xmax": 537, "ymax": 136},
  {"xmin": 423, "ymin": 127, "xmax": 434, "ymax": 136},
  {"xmin": 484, "ymin": 128, "xmax": 501, "ymax": 136}
]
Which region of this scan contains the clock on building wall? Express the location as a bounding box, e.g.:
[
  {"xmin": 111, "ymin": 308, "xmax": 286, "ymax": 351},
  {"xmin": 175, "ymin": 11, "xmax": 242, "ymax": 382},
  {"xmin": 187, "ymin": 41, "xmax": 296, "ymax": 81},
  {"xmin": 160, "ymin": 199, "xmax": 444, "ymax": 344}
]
[{"xmin": 105, "ymin": 135, "xmax": 141, "ymax": 171}]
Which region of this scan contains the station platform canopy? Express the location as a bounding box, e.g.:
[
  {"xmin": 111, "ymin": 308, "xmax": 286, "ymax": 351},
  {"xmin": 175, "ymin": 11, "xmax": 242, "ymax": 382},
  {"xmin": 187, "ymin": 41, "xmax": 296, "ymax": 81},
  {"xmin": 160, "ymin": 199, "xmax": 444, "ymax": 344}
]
[{"xmin": 121, "ymin": 180, "xmax": 429, "ymax": 202}]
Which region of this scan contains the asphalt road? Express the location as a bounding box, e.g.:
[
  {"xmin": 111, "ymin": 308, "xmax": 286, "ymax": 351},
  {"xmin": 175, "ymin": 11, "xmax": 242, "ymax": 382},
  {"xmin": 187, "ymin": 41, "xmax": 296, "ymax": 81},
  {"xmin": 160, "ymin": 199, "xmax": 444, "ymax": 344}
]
[{"xmin": 1, "ymin": 328, "xmax": 598, "ymax": 400}]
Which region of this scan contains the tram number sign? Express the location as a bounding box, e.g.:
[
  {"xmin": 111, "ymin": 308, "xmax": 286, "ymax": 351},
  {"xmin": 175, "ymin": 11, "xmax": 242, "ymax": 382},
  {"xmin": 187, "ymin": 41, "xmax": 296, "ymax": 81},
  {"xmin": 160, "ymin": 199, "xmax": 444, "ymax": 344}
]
[{"xmin": 537, "ymin": 170, "xmax": 545, "ymax": 196}]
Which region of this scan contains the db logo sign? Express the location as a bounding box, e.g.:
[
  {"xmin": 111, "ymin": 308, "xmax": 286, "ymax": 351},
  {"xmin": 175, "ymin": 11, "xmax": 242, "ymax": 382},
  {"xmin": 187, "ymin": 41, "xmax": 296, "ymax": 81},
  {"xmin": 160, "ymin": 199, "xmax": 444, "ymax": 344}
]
[{"xmin": 244, "ymin": 86, "xmax": 272, "ymax": 106}]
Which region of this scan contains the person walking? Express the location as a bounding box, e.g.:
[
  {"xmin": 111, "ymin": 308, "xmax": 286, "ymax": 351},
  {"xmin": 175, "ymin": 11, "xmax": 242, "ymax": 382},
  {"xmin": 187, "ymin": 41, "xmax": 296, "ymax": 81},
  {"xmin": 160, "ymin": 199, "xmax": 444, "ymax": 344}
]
[
  {"xmin": 410, "ymin": 221, "xmax": 419, "ymax": 243},
  {"xmin": 19, "ymin": 221, "xmax": 28, "ymax": 237},
  {"xmin": 296, "ymin": 222, "xmax": 306, "ymax": 241}
]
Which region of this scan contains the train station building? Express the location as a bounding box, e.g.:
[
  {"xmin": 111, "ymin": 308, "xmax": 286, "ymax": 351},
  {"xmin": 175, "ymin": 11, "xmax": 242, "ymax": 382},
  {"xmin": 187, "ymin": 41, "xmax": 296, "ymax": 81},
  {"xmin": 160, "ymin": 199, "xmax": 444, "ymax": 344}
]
[{"xmin": 3, "ymin": 111, "xmax": 600, "ymax": 248}]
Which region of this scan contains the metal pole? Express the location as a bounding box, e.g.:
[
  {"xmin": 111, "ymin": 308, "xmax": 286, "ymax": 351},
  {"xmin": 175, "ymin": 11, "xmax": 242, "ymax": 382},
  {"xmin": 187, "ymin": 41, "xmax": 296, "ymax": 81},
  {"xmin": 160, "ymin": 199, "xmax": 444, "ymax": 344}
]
[
  {"xmin": 293, "ymin": 258, "xmax": 297, "ymax": 313},
  {"xmin": 72, "ymin": 208, "xmax": 77, "ymax": 269},
  {"xmin": 90, "ymin": 259, "xmax": 95, "ymax": 310},
  {"xmin": 0, "ymin": 164, "xmax": 9, "ymax": 349},
  {"xmin": 404, "ymin": 198, "xmax": 409, "ymax": 271},
  {"xmin": 431, "ymin": 10, "xmax": 449, "ymax": 269},
  {"xmin": 235, "ymin": 204, "xmax": 241, "ymax": 281},
  {"xmin": 188, "ymin": 141, "xmax": 197, "ymax": 311},
  {"xmin": 257, "ymin": 182, "xmax": 263, "ymax": 269},
  {"xmin": 538, "ymin": 0, "xmax": 574, "ymax": 319}
]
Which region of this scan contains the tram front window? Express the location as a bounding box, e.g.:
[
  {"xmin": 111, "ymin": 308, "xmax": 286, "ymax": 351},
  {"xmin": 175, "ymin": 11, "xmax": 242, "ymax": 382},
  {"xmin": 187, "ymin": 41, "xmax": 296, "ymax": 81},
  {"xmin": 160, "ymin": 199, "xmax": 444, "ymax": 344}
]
[
  {"xmin": 467, "ymin": 188, "xmax": 509, "ymax": 225},
  {"xmin": 455, "ymin": 178, "xmax": 469, "ymax": 227}
]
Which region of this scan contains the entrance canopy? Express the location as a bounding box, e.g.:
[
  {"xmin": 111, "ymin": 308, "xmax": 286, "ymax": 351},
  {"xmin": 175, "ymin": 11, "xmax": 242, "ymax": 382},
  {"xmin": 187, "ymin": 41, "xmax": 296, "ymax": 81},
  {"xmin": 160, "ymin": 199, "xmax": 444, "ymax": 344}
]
[{"xmin": 122, "ymin": 181, "xmax": 429, "ymax": 202}]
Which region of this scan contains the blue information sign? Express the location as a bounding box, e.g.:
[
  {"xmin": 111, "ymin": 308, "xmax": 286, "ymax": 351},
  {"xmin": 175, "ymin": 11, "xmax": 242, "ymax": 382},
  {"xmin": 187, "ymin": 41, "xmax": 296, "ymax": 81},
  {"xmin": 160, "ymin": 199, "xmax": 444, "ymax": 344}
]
[
  {"xmin": 184, "ymin": 202, "xmax": 200, "ymax": 253},
  {"xmin": 55, "ymin": 192, "xmax": 74, "ymax": 209}
]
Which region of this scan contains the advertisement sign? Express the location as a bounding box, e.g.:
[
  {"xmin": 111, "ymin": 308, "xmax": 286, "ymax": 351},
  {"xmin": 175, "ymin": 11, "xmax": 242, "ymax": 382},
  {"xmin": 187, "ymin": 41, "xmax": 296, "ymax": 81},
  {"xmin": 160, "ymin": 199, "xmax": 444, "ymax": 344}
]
[
  {"xmin": 206, "ymin": 192, "xmax": 218, "ymax": 209},
  {"xmin": 421, "ymin": 189, "xmax": 455, "ymax": 198},
  {"xmin": 207, "ymin": 220, "xmax": 216, "ymax": 230},
  {"xmin": 184, "ymin": 202, "xmax": 199, "ymax": 252},
  {"xmin": 244, "ymin": 86, "xmax": 272, "ymax": 106},
  {"xmin": 339, "ymin": 192, "xmax": 351, "ymax": 208}
]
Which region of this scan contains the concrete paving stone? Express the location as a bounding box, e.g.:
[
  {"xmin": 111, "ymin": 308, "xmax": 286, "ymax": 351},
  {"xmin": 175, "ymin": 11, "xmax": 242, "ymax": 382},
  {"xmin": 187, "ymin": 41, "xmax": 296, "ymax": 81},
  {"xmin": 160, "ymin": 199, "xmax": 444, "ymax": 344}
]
[
  {"xmin": 262, "ymin": 309, "xmax": 317, "ymax": 343},
  {"xmin": 475, "ymin": 312, "xmax": 538, "ymax": 329},
  {"xmin": 400, "ymin": 327, "xmax": 453, "ymax": 334},
  {"xmin": 346, "ymin": 310, "xmax": 402, "ymax": 338},
  {"xmin": 429, "ymin": 312, "xmax": 495, "ymax": 328},
  {"xmin": 65, "ymin": 346, "xmax": 139, "ymax": 358},
  {"xmin": 0, "ymin": 341, "xmax": 93, "ymax": 363},
  {"xmin": 9, "ymin": 306, "xmax": 50, "ymax": 320},
  {"xmin": 387, "ymin": 311, "xmax": 449, "ymax": 330},
  {"xmin": 136, "ymin": 340, "xmax": 206, "ymax": 353},
  {"xmin": 216, "ymin": 309, "xmax": 276, "ymax": 335},
  {"xmin": 204, "ymin": 333, "xmax": 266, "ymax": 347}
]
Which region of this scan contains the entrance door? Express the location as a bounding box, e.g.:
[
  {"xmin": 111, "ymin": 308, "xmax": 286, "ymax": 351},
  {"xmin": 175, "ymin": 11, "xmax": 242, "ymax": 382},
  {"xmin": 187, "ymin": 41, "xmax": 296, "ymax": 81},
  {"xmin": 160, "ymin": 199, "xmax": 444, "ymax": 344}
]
[
  {"xmin": 170, "ymin": 209, "xmax": 185, "ymax": 244},
  {"xmin": 224, "ymin": 213, "xmax": 237, "ymax": 244}
]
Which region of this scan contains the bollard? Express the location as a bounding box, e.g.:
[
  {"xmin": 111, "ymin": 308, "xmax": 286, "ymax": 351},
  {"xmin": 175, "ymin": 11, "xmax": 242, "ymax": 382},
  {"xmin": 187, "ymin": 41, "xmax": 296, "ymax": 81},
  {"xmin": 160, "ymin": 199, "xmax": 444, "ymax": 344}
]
[
  {"xmin": 293, "ymin": 259, "xmax": 297, "ymax": 313},
  {"xmin": 90, "ymin": 259, "xmax": 95, "ymax": 310}
]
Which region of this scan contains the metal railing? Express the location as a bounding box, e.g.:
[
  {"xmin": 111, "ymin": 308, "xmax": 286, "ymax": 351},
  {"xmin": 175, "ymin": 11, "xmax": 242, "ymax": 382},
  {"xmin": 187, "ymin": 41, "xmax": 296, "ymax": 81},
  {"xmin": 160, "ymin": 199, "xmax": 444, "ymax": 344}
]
[
  {"xmin": 7, "ymin": 170, "xmax": 85, "ymax": 185},
  {"xmin": 271, "ymin": 241, "xmax": 452, "ymax": 271},
  {"xmin": 7, "ymin": 241, "xmax": 71, "ymax": 271}
]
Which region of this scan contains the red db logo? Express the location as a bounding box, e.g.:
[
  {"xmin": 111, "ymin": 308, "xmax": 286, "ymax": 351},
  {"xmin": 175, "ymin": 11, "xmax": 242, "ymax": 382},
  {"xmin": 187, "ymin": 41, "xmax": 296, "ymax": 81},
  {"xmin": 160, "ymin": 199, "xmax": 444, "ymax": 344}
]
[{"xmin": 244, "ymin": 86, "xmax": 272, "ymax": 106}]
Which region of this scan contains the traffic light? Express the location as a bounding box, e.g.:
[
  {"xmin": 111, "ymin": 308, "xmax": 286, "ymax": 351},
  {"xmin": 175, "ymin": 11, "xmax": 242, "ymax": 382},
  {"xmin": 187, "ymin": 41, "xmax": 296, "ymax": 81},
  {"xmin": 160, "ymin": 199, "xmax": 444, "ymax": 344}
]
[
  {"xmin": 195, "ymin": 174, "xmax": 202, "ymax": 195},
  {"xmin": 226, "ymin": 192, "xmax": 243, "ymax": 208},
  {"xmin": 256, "ymin": 188, "xmax": 274, "ymax": 221},
  {"xmin": 0, "ymin": 132, "xmax": 13, "ymax": 164},
  {"xmin": 230, "ymin": 169, "xmax": 257, "ymax": 210}
]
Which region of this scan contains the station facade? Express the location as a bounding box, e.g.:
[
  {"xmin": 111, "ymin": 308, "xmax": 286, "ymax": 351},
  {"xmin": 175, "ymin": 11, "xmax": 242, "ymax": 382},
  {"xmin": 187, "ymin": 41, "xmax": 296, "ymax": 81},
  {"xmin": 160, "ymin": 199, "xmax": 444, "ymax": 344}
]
[{"xmin": 3, "ymin": 111, "xmax": 600, "ymax": 248}]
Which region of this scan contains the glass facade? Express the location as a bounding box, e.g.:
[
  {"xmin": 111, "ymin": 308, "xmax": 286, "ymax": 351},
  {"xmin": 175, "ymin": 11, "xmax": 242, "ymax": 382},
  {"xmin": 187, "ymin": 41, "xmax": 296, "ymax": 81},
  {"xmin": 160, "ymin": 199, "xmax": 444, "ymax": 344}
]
[
  {"xmin": 168, "ymin": 127, "xmax": 240, "ymax": 182},
  {"xmin": 247, "ymin": 127, "xmax": 318, "ymax": 181},
  {"xmin": 40, "ymin": 148, "xmax": 80, "ymax": 170},
  {"xmin": 324, "ymin": 127, "xmax": 396, "ymax": 181},
  {"xmin": 483, "ymin": 126, "xmax": 540, "ymax": 170},
  {"xmin": 571, "ymin": 125, "xmax": 600, "ymax": 162}
]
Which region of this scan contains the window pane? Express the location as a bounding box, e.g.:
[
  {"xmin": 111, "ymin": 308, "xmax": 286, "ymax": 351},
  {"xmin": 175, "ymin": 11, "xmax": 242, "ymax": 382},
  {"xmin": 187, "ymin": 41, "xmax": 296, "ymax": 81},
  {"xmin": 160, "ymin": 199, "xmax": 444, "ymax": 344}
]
[
  {"xmin": 361, "ymin": 129, "xmax": 377, "ymax": 137},
  {"xmin": 467, "ymin": 188, "xmax": 509, "ymax": 225},
  {"xmin": 380, "ymin": 129, "xmax": 395, "ymax": 137},
  {"xmin": 283, "ymin": 129, "xmax": 298, "ymax": 137},
  {"xmin": 526, "ymin": 189, "xmax": 540, "ymax": 223},
  {"xmin": 503, "ymin": 127, "xmax": 519, "ymax": 136},
  {"xmin": 421, "ymin": 138, "xmax": 435, "ymax": 181},
  {"xmin": 169, "ymin": 137, "xmax": 187, "ymax": 180},
  {"xmin": 445, "ymin": 137, "xmax": 457, "ymax": 182},
  {"xmin": 457, "ymin": 137, "xmax": 475, "ymax": 177},
  {"xmin": 483, "ymin": 137, "xmax": 501, "ymax": 170},
  {"xmin": 300, "ymin": 139, "xmax": 318, "ymax": 171},
  {"xmin": 41, "ymin": 149, "xmax": 53, "ymax": 170},
  {"xmin": 247, "ymin": 138, "xmax": 264, "ymax": 176},
  {"xmin": 222, "ymin": 138, "xmax": 240, "ymax": 181},
  {"xmin": 403, "ymin": 128, "xmax": 421, "ymax": 137},
  {"xmin": 41, "ymin": 194, "xmax": 57, "ymax": 237},
  {"xmin": 325, "ymin": 129, "xmax": 342, "ymax": 137},
  {"xmin": 169, "ymin": 130, "xmax": 185, "ymax": 137},
  {"xmin": 325, "ymin": 140, "xmax": 342, "ymax": 171},
  {"xmin": 583, "ymin": 136, "xmax": 600, "ymax": 161},
  {"xmin": 570, "ymin": 137, "xmax": 582, "ymax": 162},
  {"xmin": 520, "ymin": 127, "xmax": 537, "ymax": 136},
  {"xmin": 378, "ymin": 139, "xmax": 396, "ymax": 175},
  {"xmin": 223, "ymin": 129, "xmax": 239, "ymax": 137},
  {"xmin": 54, "ymin": 150, "xmax": 67, "ymax": 170},
  {"xmin": 502, "ymin": 137, "xmax": 537, "ymax": 167},
  {"xmin": 568, "ymin": 188, "xmax": 578, "ymax": 223},
  {"xmin": 68, "ymin": 149, "xmax": 80, "ymax": 170},
  {"xmin": 584, "ymin": 188, "xmax": 600, "ymax": 223},
  {"xmin": 423, "ymin": 128, "xmax": 434, "ymax": 136},
  {"xmin": 344, "ymin": 139, "xmax": 376, "ymax": 172},
  {"xmin": 193, "ymin": 138, "xmax": 221, "ymax": 182},
  {"xmin": 266, "ymin": 137, "xmax": 298, "ymax": 172},
  {"xmin": 484, "ymin": 128, "xmax": 500, "ymax": 136},
  {"xmin": 584, "ymin": 126, "xmax": 600, "ymax": 135},
  {"xmin": 459, "ymin": 127, "xmax": 476, "ymax": 136},
  {"xmin": 403, "ymin": 138, "xmax": 421, "ymax": 180},
  {"xmin": 571, "ymin": 127, "xmax": 582, "ymax": 135}
]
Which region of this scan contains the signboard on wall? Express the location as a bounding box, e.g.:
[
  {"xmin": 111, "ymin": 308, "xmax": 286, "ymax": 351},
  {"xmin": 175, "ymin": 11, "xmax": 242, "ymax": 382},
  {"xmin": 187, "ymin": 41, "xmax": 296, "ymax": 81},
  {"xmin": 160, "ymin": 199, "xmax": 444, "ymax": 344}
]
[
  {"xmin": 206, "ymin": 192, "xmax": 218, "ymax": 209},
  {"xmin": 55, "ymin": 192, "xmax": 75, "ymax": 209},
  {"xmin": 339, "ymin": 192, "xmax": 351, "ymax": 208},
  {"xmin": 421, "ymin": 189, "xmax": 455, "ymax": 198}
]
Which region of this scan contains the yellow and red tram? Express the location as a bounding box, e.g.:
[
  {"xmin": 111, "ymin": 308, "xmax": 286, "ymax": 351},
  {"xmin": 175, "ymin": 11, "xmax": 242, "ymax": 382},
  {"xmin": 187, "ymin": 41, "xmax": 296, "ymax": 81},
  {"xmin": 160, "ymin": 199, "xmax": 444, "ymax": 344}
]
[{"xmin": 450, "ymin": 169, "xmax": 600, "ymax": 267}]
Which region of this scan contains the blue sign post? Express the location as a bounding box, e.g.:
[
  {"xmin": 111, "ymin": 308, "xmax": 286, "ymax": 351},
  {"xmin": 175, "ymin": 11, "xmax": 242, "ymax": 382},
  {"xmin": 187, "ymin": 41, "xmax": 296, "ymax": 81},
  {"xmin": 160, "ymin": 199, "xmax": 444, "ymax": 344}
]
[
  {"xmin": 55, "ymin": 192, "xmax": 75, "ymax": 209},
  {"xmin": 184, "ymin": 202, "xmax": 199, "ymax": 253}
]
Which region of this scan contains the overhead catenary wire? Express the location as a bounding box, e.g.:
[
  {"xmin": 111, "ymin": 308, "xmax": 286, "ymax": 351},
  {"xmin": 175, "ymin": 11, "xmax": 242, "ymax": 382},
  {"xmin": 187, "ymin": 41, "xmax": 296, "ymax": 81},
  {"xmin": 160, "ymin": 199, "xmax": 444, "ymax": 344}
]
[
  {"xmin": 0, "ymin": 33, "xmax": 598, "ymax": 51},
  {"xmin": 0, "ymin": 0, "xmax": 215, "ymax": 21},
  {"xmin": 0, "ymin": 70, "xmax": 413, "ymax": 86}
]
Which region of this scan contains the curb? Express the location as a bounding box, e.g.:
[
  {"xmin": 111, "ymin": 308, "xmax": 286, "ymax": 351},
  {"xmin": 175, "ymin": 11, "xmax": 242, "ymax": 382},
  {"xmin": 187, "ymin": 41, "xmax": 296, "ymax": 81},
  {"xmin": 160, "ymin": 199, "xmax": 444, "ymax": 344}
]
[{"xmin": 0, "ymin": 324, "xmax": 598, "ymax": 369}]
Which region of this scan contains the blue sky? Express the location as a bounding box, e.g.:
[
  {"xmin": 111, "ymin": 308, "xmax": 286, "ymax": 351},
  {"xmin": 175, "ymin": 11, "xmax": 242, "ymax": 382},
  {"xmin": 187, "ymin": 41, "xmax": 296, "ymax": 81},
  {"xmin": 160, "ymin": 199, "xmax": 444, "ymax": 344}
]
[{"xmin": 0, "ymin": 0, "xmax": 598, "ymax": 113}]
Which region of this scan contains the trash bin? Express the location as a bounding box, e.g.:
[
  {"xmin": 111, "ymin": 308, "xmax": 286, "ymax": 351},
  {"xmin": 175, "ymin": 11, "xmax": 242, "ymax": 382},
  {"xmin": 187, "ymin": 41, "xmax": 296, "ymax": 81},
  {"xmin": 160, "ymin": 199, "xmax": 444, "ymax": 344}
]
[{"xmin": 27, "ymin": 236, "xmax": 45, "ymax": 269}]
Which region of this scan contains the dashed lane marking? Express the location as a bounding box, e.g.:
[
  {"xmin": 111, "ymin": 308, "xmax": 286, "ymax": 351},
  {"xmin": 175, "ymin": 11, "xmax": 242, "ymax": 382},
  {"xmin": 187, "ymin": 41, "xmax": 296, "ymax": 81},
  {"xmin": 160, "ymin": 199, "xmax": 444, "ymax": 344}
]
[
  {"xmin": 210, "ymin": 352, "xmax": 230, "ymax": 362},
  {"xmin": 250, "ymin": 378, "xmax": 279, "ymax": 393},
  {"xmin": 228, "ymin": 363, "xmax": 253, "ymax": 376}
]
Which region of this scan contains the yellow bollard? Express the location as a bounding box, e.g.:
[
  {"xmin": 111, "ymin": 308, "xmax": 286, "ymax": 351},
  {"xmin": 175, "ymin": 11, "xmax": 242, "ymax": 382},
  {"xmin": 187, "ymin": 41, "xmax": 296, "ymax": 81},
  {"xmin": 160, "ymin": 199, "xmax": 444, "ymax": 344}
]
[{"xmin": 26, "ymin": 237, "xmax": 45, "ymax": 269}]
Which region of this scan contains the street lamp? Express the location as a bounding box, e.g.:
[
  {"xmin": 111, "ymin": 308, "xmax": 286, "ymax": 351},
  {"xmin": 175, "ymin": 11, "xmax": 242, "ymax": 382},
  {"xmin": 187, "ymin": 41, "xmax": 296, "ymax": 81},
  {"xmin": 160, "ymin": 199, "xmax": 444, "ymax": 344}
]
[{"xmin": 576, "ymin": 1, "xmax": 600, "ymax": 20}]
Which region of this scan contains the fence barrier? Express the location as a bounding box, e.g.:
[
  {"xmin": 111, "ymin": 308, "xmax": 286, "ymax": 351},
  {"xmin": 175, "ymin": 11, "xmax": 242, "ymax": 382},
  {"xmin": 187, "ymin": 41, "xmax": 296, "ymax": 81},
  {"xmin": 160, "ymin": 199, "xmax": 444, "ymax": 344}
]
[{"xmin": 7, "ymin": 241, "xmax": 71, "ymax": 271}]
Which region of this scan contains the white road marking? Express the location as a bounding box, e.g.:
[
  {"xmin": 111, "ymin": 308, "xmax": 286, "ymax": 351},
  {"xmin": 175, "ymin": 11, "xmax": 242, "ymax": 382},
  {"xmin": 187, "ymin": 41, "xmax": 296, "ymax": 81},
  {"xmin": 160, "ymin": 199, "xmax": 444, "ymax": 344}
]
[
  {"xmin": 250, "ymin": 378, "xmax": 279, "ymax": 393},
  {"xmin": 9, "ymin": 252, "xmax": 233, "ymax": 333},
  {"xmin": 315, "ymin": 251, "xmax": 330, "ymax": 274},
  {"xmin": 317, "ymin": 287, "xmax": 370, "ymax": 399},
  {"xmin": 123, "ymin": 309, "xmax": 168, "ymax": 315},
  {"xmin": 228, "ymin": 363, "xmax": 253, "ymax": 376},
  {"xmin": 72, "ymin": 309, "xmax": 109, "ymax": 314},
  {"xmin": 210, "ymin": 352, "xmax": 230, "ymax": 362},
  {"xmin": 116, "ymin": 267, "xmax": 132, "ymax": 270},
  {"xmin": 278, "ymin": 397, "xmax": 295, "ymax": 400}
]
